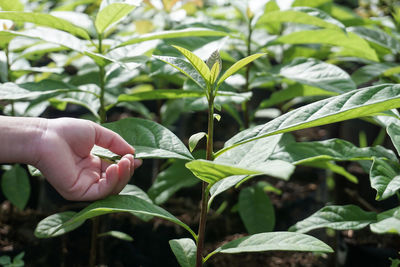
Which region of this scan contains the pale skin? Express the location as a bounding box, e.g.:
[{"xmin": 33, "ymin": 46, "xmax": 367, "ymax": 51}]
[{"xmin": 0, "ymin": 116, "xmax": 142, "ymax": 201}]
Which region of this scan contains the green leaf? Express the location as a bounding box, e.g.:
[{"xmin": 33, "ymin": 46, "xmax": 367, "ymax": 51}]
[
  {"xmin": 208, "ymin": 175, "xmax": 249, "ymax": 208},
  {"xmin": 98, "ymin": 231, "xmax": 133, "ymax": 241},
  {"xmin": 95, "ymin": 1, "xmax": 139, "ymax": 34},
  {"xmin": 189, "ymin": 132, "xmax": 207, "ymax": 152},
  {"xmin": 349, "ymin": 26, "xmax": 400, "ymax": 53},
  {"xmin": 0, "ymin": 0, "xmax": 24, "ymax": 11},
  {"xmin": 1, "ymin": 164, "xmax": 30, "ymax": 210},
  {"xmin": 292, "ymin": 0, "xmax": 331, "ymax": 8},
  {"xmin": 148, "ymin": 159, "xmax": 199, "ymax": 205},
  {"xmin": 153, "ymin": 55, "xmax": 206, "ymax": 89},
  {"xmin": 173, "ymin": 45, "xmax": 211, "ymax": 84},
  {"xmin": 257, "ymin": 7, "xmax": 345, "ymax": 30},
  {"xmin": 120, "ymin": 184, "xmax": 153, "ymax": 221},
  {"xmin": 270, "ymin": 138, "xmax": 397, "ymax": 165},
  {"xmin": 34, "ymin": 211, "xmax": 84, "ymax": 238},
  {"xmin": 169, "ymin": 238, "xmax": 196, "ymax": 267},
  {"xmin": 0, "ymin": 11, "xmax": 90, "ymax": 40},
  {"xmin": 216, "ymin": 134, "xmax": 295, "ymax": 180},
  {"xmin": 209, "ymin": 232, "xmax": 333, "ymax": 257},
  {"xmin": 289, "ymin": 205, "xmax": 377, "ymax": 233},
  {"xmin": 116, "ymin": 28, "xmax": 229, "ymax": 48},
  {"xmin": 370, "ymin": 207, "xmax": 400, "ymax": 234},
  {"xmin": 273, "ymin": 29, "xmax": 379, "ymax": 62},
  {"xmin": 49, "ymin": 195, "xmax": 195, "ymax": 239},
  {"xmin": 259, "ymin": 84, "xmax": 336, "ymax": 109},
  {"xmin": 185, "ymin": 159, "xmax": 293, "ymax": 184},
  {"xmin": 209, "ymin": 61, "xmax": 221, "ymax": 84},
  {"xmin": 0, "ymin": 80, "xmax": 84, "ymax": 101},
  {"xmin": 238, "ymin": 183, "xmax": 275, "ymax": 234},
  {"xmin": 217, "ymin": 84, "xmax": 400, "ymax": 156},
  {"xmin": 370, "ymin": 158, "xmax": 400, "ymax": 201},
  {"xmin": 118, "ymin": 89, "xmax": 206, "ymax": 103},
  {"xmin": 351, "ymin": 63, "xmax": 397, "ymax": 86},
  {"xmin": 387, "ymin": 122, "xmax": 400, "ymax": 157},
  {"xmin": 217, "ymin": 53, "xmax": 265, "ymax": 87},
  {"xmin": 276, "ymin": 57, "xmax": 356, "ymax": 93},
  {"xmin": 102, "ymin": 117, "xmax": 194, "ymax": 160}
]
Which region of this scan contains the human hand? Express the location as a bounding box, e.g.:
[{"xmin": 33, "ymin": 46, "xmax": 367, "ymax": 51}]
[{"xmin": 34, "ymin": 118, "xmax": 142, "ymax": 201}]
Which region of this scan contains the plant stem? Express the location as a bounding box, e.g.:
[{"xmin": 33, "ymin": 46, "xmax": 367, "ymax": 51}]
[
  {"xmin": 5, "ymin": 44, "xmax": 15, "ymax": 116},
  {"xmin": 242, "ymin": 18, "xmax": 253, "ymax": 129},
  {"xmin": 98, "ymin": 35, "xmax": 107, "ymax": 124},
  {"xmin": 196, "ymin": 95, "xmax": 215, "ymax": 267},
  {"xmin": 89, "ymin": 217, "xmax": 99, "ymax": 267}
]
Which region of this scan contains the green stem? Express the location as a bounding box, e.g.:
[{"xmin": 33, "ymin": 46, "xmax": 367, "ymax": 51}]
[
  {"xmin": 98, "ymin": 35, "xmax": 106, "ymax": 124},
  {"xmin": 89, "ymin": 217, "xmax": 99, "ymax": 267},
  {"xmin": 243, "ymin": 19, "xmax": 253, "ymax": 129},
  {"xmin": 196, "ymin": 95, "xmax": 215, "ymax": 267},
  {"xmin": 5, "ymin": 44, "xmax": 15, "ymax": 116}
]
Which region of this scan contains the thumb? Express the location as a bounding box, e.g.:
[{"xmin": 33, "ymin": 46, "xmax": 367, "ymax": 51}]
[{"xmin": 93, "ymin": 123, "xmax": 135, "ymax": 156}]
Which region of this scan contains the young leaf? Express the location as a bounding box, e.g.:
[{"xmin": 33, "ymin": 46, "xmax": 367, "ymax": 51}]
[
  {"xmin": 34, "ymin": 211, "xmax": 84, "ymax": 238},
  {"xmin": 98, "ymin": 231, "xmax": 133, "ymax": 241},
  {"xmin": 273, "ymin": 29, "xmax": 379, "ymax": 62},
  {"xmin": 172, "ymin": 45, "xmax": 211, "ymax": 84},
  {"xmin": 115, "ymin": 28, "xmax": 229, "ymax": 48},
  {"xmin": 209, "ymin": 232, "xmax": 333, "ymax": 258},
  {"xmin": 206, "ymin": 49, "xmax": 222, "ymax": 71},
  {"xmin": 208, "ymin": 175, "xmax": 249, "ymax": 208},
  {"xmin": 238, "ymin": 183, "xmax": 275, "ymax": 234},
  {"xmin": 1, "ymin": 164, "xmax": 30, "ymax": 210},
  {"xmin": 257, "ymin": 7, "xmax": 345, "ymax": 30},
  {"xmin": 148, "ymin": 160, "xmax": 199, "ymax": 205},
  {"xmin": 217, "ymin": 53, "xmax": 265, "ymax": 87},
  {"xmin": 95, "ymin": 1, "xmax": 139, "ymax": 34},
  {"xmin": 153, "ymin": 55, "xmax": 206, "ymax": 89},
  {"xmin": 209, "ymin": 61, "xmax": 221, "ymax": 84},
  {"xmin": 169, "ymin": 238, "xmax": 196, "ymax": 267},
  {"xmin": 349, "ymin": 26, "xmax": 400, "ymax": 53},
  {"xmin": 0, "ymin": 11, "xmax": 90, "ymax": 40},
  {"xmin": 189, "ymin": 132, "xmax": 207, "ymax": 152},
  {"xmin": 185, "ymin": 159, "xmax": 293, "ymax": 184},
  {"xmin": 218, "ymin": 84, "xmax": 400, "ymax": 156},
  {"xmin": 370, "ymin": 158, "xmax": 400, "ymax": 201},
  {"xmin": 36, "ymin": 195, "xmax": 196, "ymax": 239},
  {"xmin": 102, "ymin": 117, "xmax": 194, "ymax": 160},
  {"xmin": 289, "ymin": 205, "xmax": 377, "ymax": 233}
]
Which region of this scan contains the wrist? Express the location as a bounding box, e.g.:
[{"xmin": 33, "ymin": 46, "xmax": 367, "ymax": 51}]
[{"xmin": 0, "ymin": 116, "xmax": 48, "ymax": 166}]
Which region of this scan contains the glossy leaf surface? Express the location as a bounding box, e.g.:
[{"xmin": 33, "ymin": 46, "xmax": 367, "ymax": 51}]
[
  {"xmin": 289, "ymin": 205, "xmax": 377, "ymax": 233},
  {"xmin": 219, "ymin": 84, "xmax": 400, "ymax": 156},
  {"xmin": 1, "ymin": 164, "xmax": 30, "ymax": 210},
  {"xmin": 370, "ymin": 158, "xmax": 400, "ymax": 201},
  {"xmin": 102, "ymin": 117, "xmax": 194, "ymax": 160},
  {"xmin": 35, "ymin": 211, "xmax": 84, "ymax": 238},
  {"xmin": 173, "ymin": 45, "xmax": 211, "ymax": 83}
]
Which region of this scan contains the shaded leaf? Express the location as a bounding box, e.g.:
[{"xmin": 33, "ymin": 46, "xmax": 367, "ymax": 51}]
[
  {"xmin": 34, "ymin": 211, "xmax": 84, "ymax": 238},
  {"xmin": 148, "ymin": 160, "xmax": 199, "ymax": 205},
  {"xmin": 239, "ymin": 183, "xmax": 275, "ymax": 234},
  {"xmin": 169, "ymin": 238, "xmax": 196, "ymax": 267},
  {"xmin": 1, "ymin": 164, "xmax": 30, "ymax": 210},
  {"xmin": 386, "ymin": 122, "xmax": 400, "ymax": 157}
]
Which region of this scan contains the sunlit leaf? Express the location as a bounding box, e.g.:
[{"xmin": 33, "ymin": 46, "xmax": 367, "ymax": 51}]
[
  {"xmin": 0, "ymin": 0, "xmax": 24, "ymax": 11},
  {"xmin": 274, "ymin": 29, "xmax": 379, "ymax": 62},
  {"xmin": 173, "ymin": 45, "xmax": 211, "ymax": 83},
  {"xmin": 118, "ymin": 89, "xmax": 205, "ymax": 102},
  {"xmin": 217, "ymin": 53, "xmax": 266, "ymax": 87},
  {"xmin": 98, "ymin": 231, "xmax": 133, "ymax": 241},
  {"xmin": 370, "ymin": 207, "xmax": 400, "ymax": 234},
  {"xmin": 0, "ymin": 11, "xmax": 90, "ymax": 39},
  {"xmin": 95, "ymin": 1, "xmax": 139, "ymax": 34},
  {"xmin": 189, "ymin": 132, "xmax": 207, "ymax": 152},
  {"xmin": 101, "ymin": 117, "xmax": 194, "ymax": 160},
  {"xmin": 289, "ymin": 205, "xmax": 377, "ymax": 233},
  {"xmin": 218, "ymin": 84, "xmax": 400, "ymax": 156}
]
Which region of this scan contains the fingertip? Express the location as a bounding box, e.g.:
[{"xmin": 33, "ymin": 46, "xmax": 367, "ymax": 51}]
[{"xmin": 134, "ymin": 158, "xmax": 143, "ymax": 168}]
